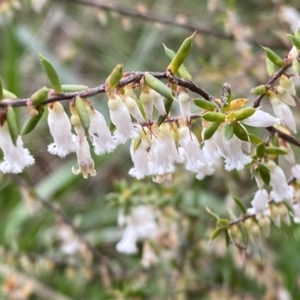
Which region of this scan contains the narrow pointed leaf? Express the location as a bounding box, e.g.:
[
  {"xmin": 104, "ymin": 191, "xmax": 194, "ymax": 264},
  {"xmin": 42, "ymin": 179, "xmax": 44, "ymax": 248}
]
[
  {"xmin": 39, "ymin": 53, "xmax": 62, "ymax": 93},
  {"xmin": 287, "ymin": 34, "xmax": 300, "ymax": 51},
  {"xmin": 167, "ymin": 33, "xmax": 194, "ymax": 75},
  {"xmin": 106, "ymin": 64, "xmax": 123, "ymax": 89},
  {"xmin": 223, "ymin": 123, "xmax": 234, "ymax": 140},
  {"xmin": 265, "ymin": 146, "xmax": 287, "ymax": 155},
  {"xmin": 235, "ymin": 107, "xmax": 256, "ymax": 121},
  {"xmin": 205, "ymin": 206, "xmax": 220, "ymax": 221},
  {"xmin": 209, "ymin": 227, "xmax": 222, "ymax": 241},
  {"xmin": 203, "ymin": 122, "xmax": 221, "ymax": 140},
  {"xmin": 266, "ymin": 58, "xmax": 275, "ymax": 76},
  {"xmin": 258, "ymin": 163, "xmax": 270, "ymax": 185},
  {"xmin": 256, "ymin": 143, "xmax": 266, "ymax": 158},
  {"xmin": 75, "ymin": 96, "xmax": 90, "ymax": 133},
  {"xmin": 3, "ymin": 89, "xmax": 17, "ymax": 99},
  {"xmin": 6, "ymin": 106, "xmax": 19, "ymax": 145},
  {"xmin": 202, "ymin": 112, "xmax": 226, "ymax": 122},
  {"xmin": 233, "ymin": 122, "xmax": 249, "ymax": 141},
  {"xmin": 31, "ymin": 87, "xmax": 49, "ymax": 106},
  {"xmin": 232, "ymin": 195, "xmax": 246, "ymax": 214},
  {"xmin": 61, "ymin": 84, "xmax": 89, "ymax": 92},
  {"xmin": 21, "ymin": 106, "xmax": 45, "ymax": 135},
  {"xmin": 194, "ymin": 98, "xmax": 216, "ymax": 111},
  {"xmin": 262, "ymin": 47, "xmax": 284, "ymax": 67}
]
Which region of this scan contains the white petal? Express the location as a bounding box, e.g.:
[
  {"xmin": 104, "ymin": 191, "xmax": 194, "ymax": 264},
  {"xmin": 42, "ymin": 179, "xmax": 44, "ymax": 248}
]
[{"xmin": 242, "ymin": 110, "xmax": 280, "ymax": 127}]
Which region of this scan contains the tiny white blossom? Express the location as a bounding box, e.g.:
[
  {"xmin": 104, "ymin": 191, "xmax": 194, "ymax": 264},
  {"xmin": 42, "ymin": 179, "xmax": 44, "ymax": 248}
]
[
  {"xmin": 213, "ymin": 129, "xmax": 252, "ymax": 171},
  {"xmin": 129, "ymin": 138, "xmax": 151, "ymax": 179},
  {"xmin": 108, "ymin": 94, "xmax": 139, "ymax": 144},
  {"xmin": 269, "ymin": 93, "xmax": 296, "ymax": 133},
  {"xmin": 277, "ymin": 85, "xmax": 296, "ymax": 106},
  {"xmin": 87, "ymin": 106, "xmax": 116, "ymax": 155},
  {"xmin": 151, "ymin": 89, "xmax": 166, "ymax": 115},
  {"xmin": 72, "ymin": 127, "xmax": 96, "ymax": 179},
  {"xmin": 140, "ymin": 90, "xmax": 153, "ymax": 121},
  {"xmin": 268, "ymin": 162, "xmax": 294, "ymax": 202},
  {"xmin": 0, "ymin": 122, "xmax": 34, "ymax": 173},
  {"xmin": 178, "ymin": 126, "xmax": 214, "ymax": 178},
  {"xmin": 47, "ymin": 102, "xmax": 75, "ymax": 157},
  {"xmin": 178, "ymin": 90, "xmax": 191, "ymax": 122},
  {"xmin": 116, "ymin": 206, "xmax": 157, "ymax": 254},
  {"xmin": 291, "ymin": 164, "xmax": 300, "ymax": 181},
  {"xmin": 242, "ymin": 110, "xmax": 280, "ymax": 127},
  {"xmin": 247, "ymin": 189, "xmax": 270, "ymax": 220},
  {"xmin": 150, "ymin": 124, "xmax": 184, "ymax": 175}
]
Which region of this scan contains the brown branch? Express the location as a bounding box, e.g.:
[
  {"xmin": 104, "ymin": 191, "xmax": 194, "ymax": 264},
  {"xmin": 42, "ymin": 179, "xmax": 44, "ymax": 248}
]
[
  {"xmin": 0, "ymin": 72, "xmax": 213, "ymax": 108},
  {"xmin": 53, "ymin": 0, "xmax": 285, "ymax": 49}
]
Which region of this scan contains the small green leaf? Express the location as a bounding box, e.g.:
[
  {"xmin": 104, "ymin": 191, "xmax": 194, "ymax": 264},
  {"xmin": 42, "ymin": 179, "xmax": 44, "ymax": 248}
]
[
  {"xmin": 144, "ymin": 73, "xmax": 174, "ymax": 101},
  {"xmin": 295, "ymin": 28, "xmax": 300, "ymax": 40},
  {"xmin": 287, "ymin": 34, "xmax": 300, "ymax": 51},
  {"xmin": 232, "ymin": 195, "xmax": 246, "ymax": 214},
  {"xmin": 31, "ymin": 87, "xmax": 49, "ymax": 106},
  {"xmin": 239, "ymin": 224, "xmax": 249, "ymax": 245},
  {"xmin": 209, "ymin": 227, "xmax": 222, "ymax": 241},
  {"xmin": 61, "ymin": 84, "xmax": 89, "ymax": 92},
  {"xmin": 250, "ymin": 85, "xmax": 267, "ymax": 95},
  {"xmin": 39, "ymin": 53, "xmax": 62, "ymax": 93},
  {"xmin": 203, "ymin": 122, "xmax": 221, "ymax": 140},
  {"xmin": 266, "ymin": 58, "xmax": 275, "ymax": 76},
  {"xmin": 21, "ymin": 106, "xmax": 45, "ymax": 135},
  {"xmin": 157, "ymin": 97, "xmax": 173, "ymax": 126},
  {"xmin": 3, "ymin": 89, "xmax": 17, "ymax": 99},
  {"xmin": 217, "ymin": 218, "xmax": 229, "ymax": 227},
  {"xmin": 258, "ymin": 163, "xmax": 270, "ymax": 185},
  {"xmin": 233, "ymin": 122, "xmax": 249, "ymax": 141},
  {"xmin": 105, "ymin": 64, "xmax": 123, "ymax": 90},
  {"xmin": 223, "ymin": 123, "xmax": 234, "ymax": 140},
  {"xmin": 163, "ymin": 44, "xmax": 192, "ymax": 80},
  {"xmin": 234, "ymin": 107, "xmax": 256, "ymax": 121},
  {"xmin": 194, "ymin": 98, "xmax": 216, "ymax": 111},
  {"xmin": 0, "ymin": 76, "xmax": 3, "ymax": 101},
  {"xmin": 262, "ymin": 46, "xmax": 284, "ymax": 67},
  {"xmin": 205, "ymin": 206, "xmax": 220, "ymax": 221},
  {"xmin": 224, "ymin": 229, "xmax": 230, "ymax": 247},
  {"xmin": 167, "ymin": 33, "xmax": 194, "ymax": 75},
  {"xmin": 256, "ymin": 143, "xmax": 266, "ymax": 158},
  {"xmin": 248, "ymin": 133, "xmax": 262, "ymax": 145},
  {"xmin": 6, "ymin": 106, "xmax": 19, "ymax": 145},
  {"xmin": 75, "ymin": 96, "xmax": 90, "ymax": 133},
  {"xmin": 202, "ymin": 112, "xmax": 226, "ymax": 122},
  {"xmin": 265, "ymin": 146, "xmax": 287, "ymax": 155}
]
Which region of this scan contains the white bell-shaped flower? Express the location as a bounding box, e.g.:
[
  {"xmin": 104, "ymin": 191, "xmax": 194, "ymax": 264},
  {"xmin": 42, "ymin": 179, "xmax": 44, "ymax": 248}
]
[
  {"xmin": 213, "ymin": 129, "xmax": 252, "ymax": 171},
  {"xmin": 122, "ymin": 95, "xmax": 145, "ymax": 123},
  {"xmin": 0, "ymin": 122, "xmax": 34, "ymax": 173},
  {"xmin": 108, "ymin": 94, "xmax": 139, "ymax": 144},
  {"xmin": 269, "ymin": 93, "xmax": 296, "ymax": 133},
  {"xmin": 178, "ymin": 90, "xmax": 191, "ymax": 122},
  {"xmin": 150, "ymin": 124, "xmax": 184, "ymax": 175},
  {"xmin": 247, "ymin": 189, "xmax": 270, "ymax": 219},
  {"xmin": 242, "ymin": 110, "xmax": 280, "ymax": 127},
  {"xmin": 72, "ymin": 126, "xmax": 96, "ymax": 179},
  {"xmin": 178, "ymin": 126, "xmax": 214, "ymax": 178},
  {"xmin": 151, "ymin": 89, "xmax": 166, "ymax": 115},
  {"xmin": 47, "ymin": 102, "xmax": 75, "ymax": 157},
  {"xmin": 140, "ymin": 89, "xmax": 153, "ymax": 121},
  {"xmin": 87, "ymin": 106, "xmax": 116, "ymax": 155},
  {"xmin": 268, "ymin": 161, "xmax": 294, "ymax": 202}
]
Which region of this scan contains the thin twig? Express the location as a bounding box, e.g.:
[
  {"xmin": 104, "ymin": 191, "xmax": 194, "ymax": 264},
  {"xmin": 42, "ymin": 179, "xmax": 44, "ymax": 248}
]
[
  {"xmin": 53, "ymin": 0, "xmax": 286, "ymax": 49},
  {"xmin": 0, "ymin": 72, "xmax": 213, "ymax": 107}
]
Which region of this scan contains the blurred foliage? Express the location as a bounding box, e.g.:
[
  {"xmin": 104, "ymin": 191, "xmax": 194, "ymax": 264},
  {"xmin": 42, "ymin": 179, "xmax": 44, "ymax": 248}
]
[{"xmin": 0, "ymin": 0, "xmax": 300, "ymax": 299}]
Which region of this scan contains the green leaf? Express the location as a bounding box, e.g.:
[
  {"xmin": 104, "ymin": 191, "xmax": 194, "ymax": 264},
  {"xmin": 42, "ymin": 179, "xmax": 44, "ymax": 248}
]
[
  {"xmin": 262, "ymin": 46, "xmax": 284, "ymax": 67},
  {"xmin": 21, "ymin": 106, "xmax": 45, "ymax": 135},
  {"xmin": 202, "ymin": 112, "xmax": 226, "ymax": 122},
  {"xmin": 31, "ymin": 87, "xmax": 49, "ymax": 106},
  {"xmin": 248, "ymin": 133, "xmax": 262, "ymax": 145},
  {"xmin": 233, "ymin": 122, "xmax": 249, "ymax": 141},
  {"xmin": 0, "ymin": 76, "xmax": 3, "ymax": 101},
  {"xmin": 217, "ymin": 218, "xmax": 229, "ymax": 227},
  {"xmin": 203, "ymin": 122, "xmax": 221, "ymax": 140},
  {"xmin": 232, "ymin": 195, "xmax": 246, "ymax": 214},
  {"xmin": 205, "ymin": 206, "xmax": 220, "ymax": 221},
  {"xmin": 194, "ymin": 98, "xmax": 216, "ymax": 111},
  {"xmin": 105, "ymin": 64, "xmax": 123, "ymax": 90},
  {"xmin": 224, "ymin": 229, "xmax": 230, "ymax": 247},
  {"xmin": 163, "ymin": 44, "xmax": 192, "ymax": 80},
  {"xmin": 266, "ymin": 58, "xmax": 275, "ymax": 76},
  {"xmin": 250, "ymin": 85, "xmax": 267, "ymax": 95},
  {"xmin": 61, "ymin": 84, "xmax": 89, "ymax": 92},
  {"xmin": 144, "ymin": 73, "xmax": 174, "ymax": 101},
  {"xmin": 157, "ymin": 97, "xmax": 173, "ymax": 126},
  {"xmin": 265, "ymin": 146, "xmax": 287, "ymax": 155},
  {"xmin": 39, "ymin": 53, "xmax": 62, "ymax": 93},
  {"xmin": 287, "ymin": 34, "xmax": 300, "ymax": 51},
  {"xmin": 223, "ymin": 123, "xmax": 234, "ymax": 140},
  {"xmin": 256, "ymin": 143, "xmax": 266, "ymax": 158},
  {"xmin": 6, "ymin": 106, "xmax": 19, "ymax": 145},
  {"xmin": 258, "ymin": 163, "xmax": 270, "ymax": 185},
  {"xmin": 209, "ymin": 227, "xmax": 222, "ymax": 241},
  {"xmin": 3, "ymin": 89, "xmax": 17, "ymax": 99},
  {"xmin": 167, "ymin": 33, "xmax": 194, "ymax": 75},
  {"xmin": 75, "ymin": 96, "xmax": 90, "ymax": 133},
  {"xmin": 234, "ymin": 107, "xmax": 256, "ymax": 121}
]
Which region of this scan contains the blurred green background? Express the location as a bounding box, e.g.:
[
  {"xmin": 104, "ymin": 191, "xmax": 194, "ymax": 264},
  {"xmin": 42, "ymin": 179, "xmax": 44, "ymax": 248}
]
[{"xmin": 0, "ymin": 0, "xmax": 300, "ymax": 299}]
